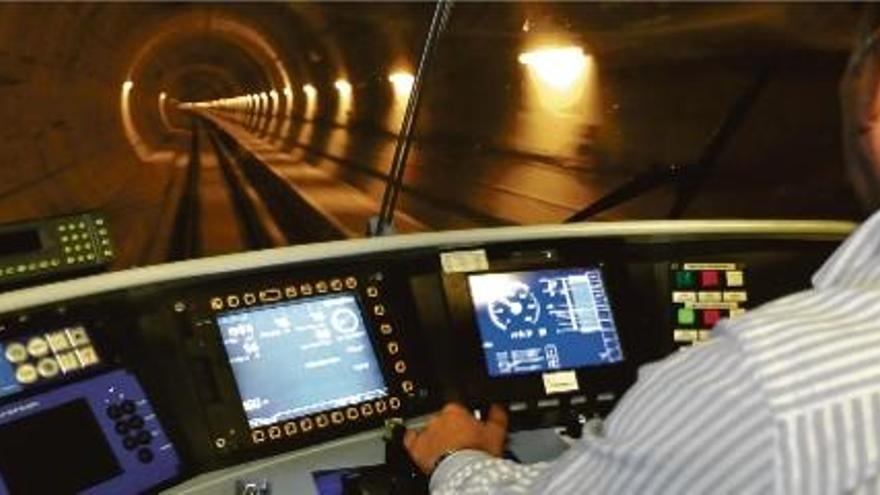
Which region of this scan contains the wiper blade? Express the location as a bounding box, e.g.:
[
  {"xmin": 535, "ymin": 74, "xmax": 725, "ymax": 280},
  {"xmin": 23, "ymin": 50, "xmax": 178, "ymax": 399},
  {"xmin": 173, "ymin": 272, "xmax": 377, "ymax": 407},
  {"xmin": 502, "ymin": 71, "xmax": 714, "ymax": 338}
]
[{"xmin": 566, "ymin": 64, "xmax": 775, "ymax": 223}]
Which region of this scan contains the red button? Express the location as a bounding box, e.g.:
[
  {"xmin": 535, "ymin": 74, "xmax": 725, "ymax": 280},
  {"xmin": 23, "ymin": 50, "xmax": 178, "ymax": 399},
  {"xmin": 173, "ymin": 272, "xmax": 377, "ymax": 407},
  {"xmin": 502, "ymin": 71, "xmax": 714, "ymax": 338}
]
[
  {"xmin": 700, "ymin": 271, "xmax": 720, "ymax": 288},
  {"xmin": 702, "ymin": 309, "xmax": 722, "ymax": 326}
]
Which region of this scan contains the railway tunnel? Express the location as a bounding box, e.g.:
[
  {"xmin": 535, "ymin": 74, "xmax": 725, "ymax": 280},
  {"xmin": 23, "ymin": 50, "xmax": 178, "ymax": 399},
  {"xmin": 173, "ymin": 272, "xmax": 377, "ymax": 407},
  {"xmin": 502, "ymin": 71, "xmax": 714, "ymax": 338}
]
[{"xmin": 0, "ymin": 2, "xmax": 867, "ymax": 271}]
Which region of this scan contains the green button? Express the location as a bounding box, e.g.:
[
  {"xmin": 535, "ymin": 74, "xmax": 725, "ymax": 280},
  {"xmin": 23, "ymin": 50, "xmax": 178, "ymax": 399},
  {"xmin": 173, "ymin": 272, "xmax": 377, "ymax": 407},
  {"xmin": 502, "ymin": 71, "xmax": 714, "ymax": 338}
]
[
  {"xmin": 677, "ymin": 308, "xmax": 696, "ymax": 326},
  {"xmin": 675, "ymin": 271, "xmax": 696, "ymax": 289}
]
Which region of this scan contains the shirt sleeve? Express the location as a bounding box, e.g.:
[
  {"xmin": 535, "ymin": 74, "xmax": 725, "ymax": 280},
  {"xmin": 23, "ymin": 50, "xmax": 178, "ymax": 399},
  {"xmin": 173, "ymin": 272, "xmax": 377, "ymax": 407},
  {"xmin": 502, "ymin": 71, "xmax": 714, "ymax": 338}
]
[{"xmin": 430, "ymin": 335, "xmax": 777, "ymax": 495}]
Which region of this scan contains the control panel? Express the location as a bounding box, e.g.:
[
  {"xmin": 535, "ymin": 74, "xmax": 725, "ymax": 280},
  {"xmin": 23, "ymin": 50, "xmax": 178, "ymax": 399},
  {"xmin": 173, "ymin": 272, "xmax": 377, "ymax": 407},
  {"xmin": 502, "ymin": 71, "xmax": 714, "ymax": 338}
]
[
  {"xmin": 0, "ymin": 211, "xmax": 114, "ymax": 290},
  {"xmin": 175, "ymin": 268, "xmax": 429, "ymax": 462},
  {"xmin": 0, "ymin": 220, "xmax": 850, "ymax": 493},
  {"xmin": 0, "ymin": 370, "xmax": 180, "ymax": 494},
  {"xmin": 669, "ymin": 262, "xmax": 749, "ymax": 346},
  {"xmin": 0, "ymin": 324, "xmax": 102, "ymax": 398}
]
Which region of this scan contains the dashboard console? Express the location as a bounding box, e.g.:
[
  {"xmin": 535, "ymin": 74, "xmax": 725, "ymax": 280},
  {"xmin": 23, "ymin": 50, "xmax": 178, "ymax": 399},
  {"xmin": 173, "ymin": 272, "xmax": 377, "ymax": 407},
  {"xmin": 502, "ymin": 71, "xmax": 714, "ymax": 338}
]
[{"xmin": 0, "ymin": 220, "xmax": 854, "ymax": 493}]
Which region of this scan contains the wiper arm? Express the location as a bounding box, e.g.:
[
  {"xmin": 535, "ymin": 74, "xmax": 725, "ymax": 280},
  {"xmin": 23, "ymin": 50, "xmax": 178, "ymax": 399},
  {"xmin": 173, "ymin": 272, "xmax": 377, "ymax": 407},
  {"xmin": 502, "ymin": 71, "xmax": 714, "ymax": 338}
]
[{"xmin": 566, "ymin": 64, "xmax": 775, "ymax": 223}]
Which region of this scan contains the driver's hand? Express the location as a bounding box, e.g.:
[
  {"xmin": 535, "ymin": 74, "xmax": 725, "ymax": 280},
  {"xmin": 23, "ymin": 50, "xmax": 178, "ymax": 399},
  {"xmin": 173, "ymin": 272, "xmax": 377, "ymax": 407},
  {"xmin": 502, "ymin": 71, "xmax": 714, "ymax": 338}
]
[{"xmin": 403, "ymin": 402, "xmax": 508, "ymax": 474}]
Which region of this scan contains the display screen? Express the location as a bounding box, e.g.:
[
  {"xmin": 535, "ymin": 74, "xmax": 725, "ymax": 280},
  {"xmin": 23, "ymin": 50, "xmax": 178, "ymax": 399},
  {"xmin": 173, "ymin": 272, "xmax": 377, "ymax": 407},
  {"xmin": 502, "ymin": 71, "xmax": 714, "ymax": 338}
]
[
  {"xmin": 469, "ymin": 267, "xmax": 623, "ymax": 377},
  {"xmin": 0, "ymin": 399, "xmax": 121, "ymax": 493},
  {"xmin": 217, "ymin": 293, "xmax": 388, "ymax": 429},
  {"xmin": 0, "ymin": 229, "xmax": 41, "ymax": 257}
]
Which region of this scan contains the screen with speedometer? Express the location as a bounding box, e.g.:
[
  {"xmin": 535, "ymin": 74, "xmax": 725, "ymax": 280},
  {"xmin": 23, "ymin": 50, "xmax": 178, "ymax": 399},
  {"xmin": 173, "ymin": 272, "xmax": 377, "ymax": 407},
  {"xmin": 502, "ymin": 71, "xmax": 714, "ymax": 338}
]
[
  {"xmin": 216, "ymin": 293, "xmax": 388, "ymax": 429},
  {"xmin": 468, "ymin": 267, "xmax": 623, "ymax": 377}
]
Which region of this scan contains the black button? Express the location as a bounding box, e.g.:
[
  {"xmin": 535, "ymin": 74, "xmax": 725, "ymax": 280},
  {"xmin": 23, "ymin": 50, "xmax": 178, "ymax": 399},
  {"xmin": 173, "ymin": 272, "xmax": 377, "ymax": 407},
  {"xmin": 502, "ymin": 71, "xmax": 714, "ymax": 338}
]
[
  {"xmin": 114, "ymin": 421, "xmax": 129, "ymax": 435},
  {"xmin": 137, "ymin": 448, "xmax": 154, "ymax": 464},
  {"xmin": 120, "ymin": 400, "xmax": 136, "ymax": 415},
  {"xmin": 106, "ymin": 404, "xmax": 123, "ymax": 420},
  {"xmin": 127, "ymin": 415, "xmax": 144, "ymax": 430},
  {"xmin": 123, "ymin": 436, "xmax": 139, "ymax": 451},
  {"xmin": 136, "ymin": 430, "xmax": 153, "ymax": 445}
]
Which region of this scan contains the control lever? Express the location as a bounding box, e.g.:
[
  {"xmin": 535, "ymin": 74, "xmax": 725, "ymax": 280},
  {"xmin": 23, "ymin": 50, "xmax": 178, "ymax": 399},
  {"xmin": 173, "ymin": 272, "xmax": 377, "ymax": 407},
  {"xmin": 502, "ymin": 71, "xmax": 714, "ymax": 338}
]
[
  {"xmin": 337, "ymin": 420, "xmax": 428, "ymax": 495},
  {"xmin": 384, "ymin": 419, "xmax": 428, "ymax": 493}
]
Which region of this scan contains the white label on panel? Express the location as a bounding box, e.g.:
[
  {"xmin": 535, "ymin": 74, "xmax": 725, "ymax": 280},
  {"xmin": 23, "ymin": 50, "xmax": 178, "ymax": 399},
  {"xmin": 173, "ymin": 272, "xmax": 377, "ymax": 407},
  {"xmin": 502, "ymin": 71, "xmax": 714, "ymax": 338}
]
[
  {"xmin": 440, "ymin": 250, "xmax": 489, "ymax": 273},
  {"xmin": 543, "ymin": 370, "xmax": 579, "ymax": 395}
]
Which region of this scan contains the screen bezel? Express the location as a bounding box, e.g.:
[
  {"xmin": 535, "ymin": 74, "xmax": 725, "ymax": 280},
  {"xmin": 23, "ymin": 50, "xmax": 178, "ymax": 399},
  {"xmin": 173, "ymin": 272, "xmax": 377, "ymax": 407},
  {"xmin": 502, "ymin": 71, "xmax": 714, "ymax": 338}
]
[
  {"xmin": 187, "ymin": 267, "xmax": 423, "ymax": 459},
  {"xmin": 441, "ymin": 242, "xmax": 638, "ymax": 407},
  {"xmin": 214, "ymin": 292, "xmax": 390, "ymax": 429}
]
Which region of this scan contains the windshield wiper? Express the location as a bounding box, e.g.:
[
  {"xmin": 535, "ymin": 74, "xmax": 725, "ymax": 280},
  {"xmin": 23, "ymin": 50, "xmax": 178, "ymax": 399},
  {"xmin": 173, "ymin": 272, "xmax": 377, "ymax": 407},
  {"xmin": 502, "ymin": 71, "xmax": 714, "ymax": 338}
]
[
  {"xmin": 369, "ymin": 0, "xmax": 454, "ymax": 236},
  {"xmin": 566, "ymin": 64, "xmax": 775, "ymax": 223}
]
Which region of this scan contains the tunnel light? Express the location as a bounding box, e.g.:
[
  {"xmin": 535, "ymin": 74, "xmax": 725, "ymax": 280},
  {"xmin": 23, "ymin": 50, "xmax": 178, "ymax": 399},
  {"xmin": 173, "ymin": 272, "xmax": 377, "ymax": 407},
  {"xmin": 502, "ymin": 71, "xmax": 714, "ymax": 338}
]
[
  {"xmin": 284, "ymin": 86, "xmax": 293, "ymax": 97},
  {"xmin": 303, "ymin": 84, "xmax": 317, "ymax": 97},
  {"xmin": 388, "ymin": 72, "xmax": 415, "ymax": 96},
  {"xmin": 518, "ymin": 46, "xmax": 588, "ymax": 90},
  {"xmin": 334, "ymin": 79, "xmax": 352, "ymax": 95},
  {"xmin": 122, "ymin": 80, "xmax": 134, "ymax": 91},
  {"xmin": 269, "ymin": 89, "xmax": 278, "ymax": 99}
]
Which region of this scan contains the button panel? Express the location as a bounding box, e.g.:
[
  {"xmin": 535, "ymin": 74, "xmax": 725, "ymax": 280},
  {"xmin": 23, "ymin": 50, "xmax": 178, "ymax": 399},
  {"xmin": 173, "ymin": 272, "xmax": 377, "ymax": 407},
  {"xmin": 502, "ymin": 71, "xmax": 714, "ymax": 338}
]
[
  {"xmin": 669, "ymin": 262, "xmax": 749, "ymax": 346},
  {"xmin": 0, "ymin": 324, "xmax": 102, "ymax": 398}
]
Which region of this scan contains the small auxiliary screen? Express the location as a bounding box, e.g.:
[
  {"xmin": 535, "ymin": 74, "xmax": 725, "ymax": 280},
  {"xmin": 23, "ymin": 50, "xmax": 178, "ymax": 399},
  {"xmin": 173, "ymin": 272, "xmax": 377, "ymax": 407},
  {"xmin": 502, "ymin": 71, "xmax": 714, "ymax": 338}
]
[
  {"xmin": 0, "ymin": 229, "xmax": 41, "ymax": 257},
  {"xmin": 468, "ymin": 267, "xmax": 623, "ymax": 377},
  {"xmin": 217, "ymin": 293, "xmax": 388, "ymax": 429},
  {"xmin": 0, "ymin": 399, "xmax": 121, "ymax": 493}
]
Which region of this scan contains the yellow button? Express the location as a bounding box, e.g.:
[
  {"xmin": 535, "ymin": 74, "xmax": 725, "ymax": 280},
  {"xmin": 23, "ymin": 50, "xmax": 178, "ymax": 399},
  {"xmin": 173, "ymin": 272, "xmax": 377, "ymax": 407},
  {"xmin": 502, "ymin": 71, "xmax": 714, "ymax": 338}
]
[
  {"xmin": 723, "ymin": 291, "xmax": 748, "ymax": 303},
  {"xmin": 15, "ymin": 364, "xmax": 38, "ymax": 384},
  {"xmin": 56, "ymin": 352, "xmax": 80, "ymax": 373},
  {"xmin": 26, "ymin": 337, "xmax": 49, "ymax": 358},
  {"xmin": 4, "ymin": 342, "xmax": 27, "ymax": 364},
  {"xmin": 66, "ymin": 326, "xmax": 90, "ymax": 347},
  {"xmin": 46, "ymin": 331, "xmax": 71, "ymax": 352},
  {"xmin": 726, "ymin": 271, "xmax": 744, "ymax": 287},
  {"xmin": 37, "ymin": 358, "xmax": 60, "ymax": 378},
  {"xmin": 76, "ymin": 346, "xmax": 100, "ymax": 367}
]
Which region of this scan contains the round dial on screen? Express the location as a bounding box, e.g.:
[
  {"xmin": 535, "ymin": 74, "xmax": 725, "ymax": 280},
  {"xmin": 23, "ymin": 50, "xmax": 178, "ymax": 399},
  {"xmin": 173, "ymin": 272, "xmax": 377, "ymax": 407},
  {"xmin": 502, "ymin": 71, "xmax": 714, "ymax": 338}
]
[
  {"xmin": 488, "ymin": 281, "xmax": 540, "ymax": 331},
  {"xmin": 330, "ymin": 307, "xmax": 360, "ymax": 334}
]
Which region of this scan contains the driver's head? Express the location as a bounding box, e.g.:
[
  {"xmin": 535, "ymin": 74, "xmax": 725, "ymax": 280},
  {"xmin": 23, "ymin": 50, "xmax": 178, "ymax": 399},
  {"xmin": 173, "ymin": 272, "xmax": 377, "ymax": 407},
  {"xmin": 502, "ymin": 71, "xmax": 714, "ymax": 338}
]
[{"xmin": 841, "ymin": 8, "xmax": 880, "ymax": 212}]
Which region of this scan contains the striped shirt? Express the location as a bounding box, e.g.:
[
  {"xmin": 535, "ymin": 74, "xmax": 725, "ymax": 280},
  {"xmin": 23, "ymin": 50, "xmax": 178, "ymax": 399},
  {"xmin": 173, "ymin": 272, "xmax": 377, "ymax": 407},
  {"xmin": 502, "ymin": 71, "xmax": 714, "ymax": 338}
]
[{"xmin": 431, "ymin": 210, "xmax": 880, "ymax": 494}]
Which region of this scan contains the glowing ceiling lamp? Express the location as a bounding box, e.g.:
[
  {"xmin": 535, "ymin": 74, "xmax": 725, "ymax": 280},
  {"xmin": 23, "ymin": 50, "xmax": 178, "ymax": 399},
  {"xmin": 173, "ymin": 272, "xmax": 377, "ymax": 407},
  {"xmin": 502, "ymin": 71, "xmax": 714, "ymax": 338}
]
[{"xmin": 518, "ymin": 46, "xmax": 588, "ymax": 91}]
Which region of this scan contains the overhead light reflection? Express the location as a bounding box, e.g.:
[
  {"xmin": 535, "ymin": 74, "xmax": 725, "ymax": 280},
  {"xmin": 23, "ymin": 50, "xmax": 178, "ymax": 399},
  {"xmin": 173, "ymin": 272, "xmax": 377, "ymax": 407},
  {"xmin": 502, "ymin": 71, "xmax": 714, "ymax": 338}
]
[
  {"xmin": 388, "ymin": 72, "xmax": 414, "ymax": 96},
  {"xmin": 302, "ymin": 84, "xmax": 317, "ymax": 120},
  {"xmin": 334, "ymin": 79, "xmax": 353, "ymax": 124},
  {"xmin": 518, "ymin": 46, "xmax": 587, "ymax": 91}
]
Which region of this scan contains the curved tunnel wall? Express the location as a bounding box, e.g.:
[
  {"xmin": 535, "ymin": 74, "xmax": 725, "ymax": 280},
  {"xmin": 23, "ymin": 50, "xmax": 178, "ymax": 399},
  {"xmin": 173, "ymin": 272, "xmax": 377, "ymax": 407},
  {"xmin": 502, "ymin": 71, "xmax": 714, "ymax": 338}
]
[{"xmin": 0, "ymin": 3, "xmax": 866, "ymax": 270}]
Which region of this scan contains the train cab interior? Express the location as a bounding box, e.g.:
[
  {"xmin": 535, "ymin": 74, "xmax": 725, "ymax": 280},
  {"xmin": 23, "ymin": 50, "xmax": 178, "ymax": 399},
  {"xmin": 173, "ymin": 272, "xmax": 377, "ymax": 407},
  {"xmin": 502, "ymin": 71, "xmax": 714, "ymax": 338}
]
[{"xmin": 0, "ymin": 3, "xmax": 872, "ymax": 494}]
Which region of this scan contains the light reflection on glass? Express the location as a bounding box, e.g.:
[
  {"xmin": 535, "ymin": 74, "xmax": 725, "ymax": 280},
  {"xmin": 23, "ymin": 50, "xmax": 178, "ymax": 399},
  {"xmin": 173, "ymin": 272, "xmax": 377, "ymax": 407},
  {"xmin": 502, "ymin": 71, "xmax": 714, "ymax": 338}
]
[
  {"xmin": 334, "ymin": 79, "xmax": 353, "ymax": 125},
  {"xmin": 514, "ymin": 45, "xmax": 599, "ymax": 157},
  {"xmin": 387, "ymin": 70, "xmax": 414, "ymax": 132}
]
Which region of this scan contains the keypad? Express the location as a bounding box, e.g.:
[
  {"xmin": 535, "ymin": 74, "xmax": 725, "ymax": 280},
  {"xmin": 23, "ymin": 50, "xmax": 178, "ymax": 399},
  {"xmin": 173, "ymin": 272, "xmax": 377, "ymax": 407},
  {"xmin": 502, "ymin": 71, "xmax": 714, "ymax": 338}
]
[{"xmin": 106, "ymin": 396, "xmax": 155, "ymax": 464}]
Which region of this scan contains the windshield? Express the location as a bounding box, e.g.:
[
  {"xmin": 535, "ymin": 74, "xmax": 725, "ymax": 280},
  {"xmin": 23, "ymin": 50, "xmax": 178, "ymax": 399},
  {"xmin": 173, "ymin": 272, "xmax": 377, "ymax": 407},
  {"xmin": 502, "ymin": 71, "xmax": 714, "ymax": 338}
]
[{"xmin": 0, "ymin": 2, "xmax": 868, "ymax": 277}]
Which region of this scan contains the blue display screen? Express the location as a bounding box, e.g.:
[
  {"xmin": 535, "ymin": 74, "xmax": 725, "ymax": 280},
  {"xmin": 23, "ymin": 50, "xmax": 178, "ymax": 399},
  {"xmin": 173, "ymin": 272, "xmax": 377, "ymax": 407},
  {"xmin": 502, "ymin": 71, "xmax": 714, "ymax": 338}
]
[
  {"xmin": 217, "ymin": 293, "xmax": 388, "ymax": 429},
  {"xmin": 469, "ymin": 267, "xmax": 623, "ymax": 377}
]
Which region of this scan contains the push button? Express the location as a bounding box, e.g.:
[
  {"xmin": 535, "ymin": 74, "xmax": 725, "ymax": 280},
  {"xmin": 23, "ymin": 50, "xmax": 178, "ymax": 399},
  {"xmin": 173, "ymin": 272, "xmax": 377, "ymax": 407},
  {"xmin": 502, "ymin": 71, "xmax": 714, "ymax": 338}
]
[
  {"xmin": 3, "ymin": 343, "xmax": 27, "ymax": 364},
  {"xmin": 677, "ymin": 308, "xmax": 696, "ymax": 326},
  {"xmin": 674, "ymin": 271, "xmax": 696, "ymax": 289},
  {"xmin": 136, "ymin": 448, "xmax": 154, "ymax": 464},
  {"xmin": 123, "ymin": 436, "xmax": 139, "ymax": 450},
  {"xmin": 107, "ymin": 404, "xmax": 124, "ymax": 420},
  {"xmin": 702, "ymin": 309, "xmax": 722, "ymax": 327},
  {"xmin": 127, "ymin": 415, "xmax": 144, "ymax": 430},
  {"xmin": 26, "ymin": 337, "xmax": 49, "ymax": 358},
  {"xmin": 136, "ymin": 430, "xmax": 153, "ymax": 445},
  {"xmin": 120, "ymin": 400, "xmax": 136, "ymax": 415},
  {"xmin": 725, "ymin": 270, "xmax": 744, "ymax": 287},
  {"xmin": 700, "ymin": 271, "xmax": 720, "ymax": 288}
]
